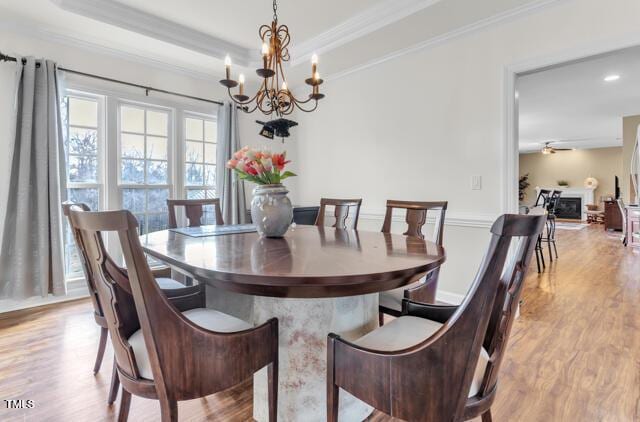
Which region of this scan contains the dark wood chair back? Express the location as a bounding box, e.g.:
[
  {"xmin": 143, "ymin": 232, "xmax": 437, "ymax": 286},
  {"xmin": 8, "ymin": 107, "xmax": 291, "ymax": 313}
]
[
  {"xmin": 534, "ymin": 189, "xmax": 551, "ymax": 208},
  {"xmin": 548, "ymin": 190, "xmax": 562, "ymax": 214},
  {"xmin": 381, "ymin": 200, "xmax": 447, "ymax": 243},
  {"xmin": 328, "ymin": 214, "xmax": 545, "ymax": 421},
  {"xmin": 315, "ymin": 198, "xmax": 362, "ymax": 230},
  {"xmin": 68, "ymin": 208, "xmax": 278, "ymax": 407},
  {"xmin": 463, "ymin": 214, "xmax": 546, "ymax": 419},
  {"xmin": 62, "ymin": 202, "xmax": 104, "ymax": 325},
  {"xmin": 167, "ymin": 198, "xmax": 223, "ymax": 228}
]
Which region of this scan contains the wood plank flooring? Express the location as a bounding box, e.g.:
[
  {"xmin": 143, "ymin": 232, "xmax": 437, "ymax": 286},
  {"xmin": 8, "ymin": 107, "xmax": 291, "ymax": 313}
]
[{"xmin": 0, "ymin": 224, "xmax": 638, "ymax": 421}]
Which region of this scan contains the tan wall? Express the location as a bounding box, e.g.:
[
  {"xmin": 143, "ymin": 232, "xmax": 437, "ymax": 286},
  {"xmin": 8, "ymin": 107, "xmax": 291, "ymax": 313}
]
[
  {"xmin": 519, "ymin": 147, "xmax": 623, "ymax": 206},
  {"xmin": 622, "ymin": 115, "xmax": 640, "ymax": 203}
]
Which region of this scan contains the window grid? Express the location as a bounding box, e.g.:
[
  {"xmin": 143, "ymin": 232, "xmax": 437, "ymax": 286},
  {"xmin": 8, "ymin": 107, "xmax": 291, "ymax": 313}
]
[
  {"xmin": 63, "ymin": 94, "xmax": 103, "ymax": 279},
  {"xmin": 119, "ymin": 104, "xmax": 171, "ymax": 235},
  {"xmin": 184, "ymin": 116, "xmax": 217, "ymax": 200}
]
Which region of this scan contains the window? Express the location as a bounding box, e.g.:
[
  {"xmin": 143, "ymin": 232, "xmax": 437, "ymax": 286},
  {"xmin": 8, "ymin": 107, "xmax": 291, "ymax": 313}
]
[
  {"xmin": 61, "ymin": 86, "xmax": 219, "ymax": 281},
  {"xmin": 62, "ymin": 94, "xmax": 103, "ymax": 278},
  {"xmin": 184, "ymin": 116, "xmax": 217, "ymax": 200},
  {"xmin": 119, "ymin": 105, "xmax": 171, "ymax": 235}
]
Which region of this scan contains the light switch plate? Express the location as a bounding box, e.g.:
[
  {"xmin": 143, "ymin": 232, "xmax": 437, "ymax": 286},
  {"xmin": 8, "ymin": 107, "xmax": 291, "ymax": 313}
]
[{"xmin": 471, "ymin": 175, "xmax": 482, "ymax": 190}]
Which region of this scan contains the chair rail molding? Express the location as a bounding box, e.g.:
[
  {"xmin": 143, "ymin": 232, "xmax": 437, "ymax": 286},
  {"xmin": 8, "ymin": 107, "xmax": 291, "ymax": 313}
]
[{"xmin": 356, "ymin": 210, "xmax": 496, "ymax": 229}]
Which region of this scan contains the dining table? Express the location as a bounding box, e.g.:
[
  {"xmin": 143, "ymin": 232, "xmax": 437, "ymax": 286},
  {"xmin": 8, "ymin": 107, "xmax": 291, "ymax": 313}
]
[{"xmin": 142, "ymin": 224, "xmax": 446, "ymax": 422}]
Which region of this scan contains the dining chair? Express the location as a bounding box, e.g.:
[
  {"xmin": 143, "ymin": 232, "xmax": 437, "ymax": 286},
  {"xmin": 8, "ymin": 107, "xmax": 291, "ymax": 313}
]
[
  {"xmin": 617, "ymin": 198, "xmax": 628, "ymax": 246},
  {"xmin": 68, "ymin": 208, "xmax": 279, "ymax": 422},
  {"xmin": 541, "ymin": 190, "xmax": 561, "ymax": 261},
  {"xmin": 327, "ymin": 213, "xmax": 545, "ymax": 422},
  {"xmin": 167, "ymin": 198, "xmax": 224, "ymax": 228},
  {"xmin": 314, "ymin": 198, "xmax": 362, "ymax": 230},
  {"xmin": 62, "ymin": 202, "xmax": 204, "ymax": 405},
  {"xmin": 527, "ymin": 206, "xmax": 548, "ymax": 273},
  {"xmin": 378, "ymin": 200, "xmax": 447, "ymax": 320}
]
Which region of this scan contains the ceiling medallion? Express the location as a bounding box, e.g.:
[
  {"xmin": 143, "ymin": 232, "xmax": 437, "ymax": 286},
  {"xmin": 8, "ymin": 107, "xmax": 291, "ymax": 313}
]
[{"xmin": 220, "ymin": 0, "xmax": 324, "ymax": 117}]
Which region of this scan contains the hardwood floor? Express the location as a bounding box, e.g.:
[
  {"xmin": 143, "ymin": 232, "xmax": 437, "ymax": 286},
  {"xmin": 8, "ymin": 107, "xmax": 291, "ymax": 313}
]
[{"xmin": 0, "ymin": 224, "xmax": 638, "ymax": 421}]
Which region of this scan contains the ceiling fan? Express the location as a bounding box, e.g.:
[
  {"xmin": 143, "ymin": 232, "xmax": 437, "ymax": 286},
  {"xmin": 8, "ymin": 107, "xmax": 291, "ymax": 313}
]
[{"xmin": 541, "ymin": 141, "xmax": 572, "ymax": 154}]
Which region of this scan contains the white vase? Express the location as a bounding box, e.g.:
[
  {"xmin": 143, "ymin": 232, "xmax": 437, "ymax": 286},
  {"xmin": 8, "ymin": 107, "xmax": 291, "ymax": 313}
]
[{"xmin": 251, "ymin": 184, "xmax": 293, "ymax": 238}]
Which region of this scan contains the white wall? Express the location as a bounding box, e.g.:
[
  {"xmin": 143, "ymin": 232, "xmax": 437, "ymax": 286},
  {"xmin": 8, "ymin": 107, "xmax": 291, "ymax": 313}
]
[{"xmin": 293, "ymin": 0, "xmax": 640, "ymax": 297}]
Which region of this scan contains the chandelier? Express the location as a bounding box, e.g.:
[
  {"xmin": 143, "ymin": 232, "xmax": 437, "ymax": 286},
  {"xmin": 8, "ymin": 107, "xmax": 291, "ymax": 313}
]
[{"xmin": 219, "ymin": 0, "xmax": 324, "ymax": 116}]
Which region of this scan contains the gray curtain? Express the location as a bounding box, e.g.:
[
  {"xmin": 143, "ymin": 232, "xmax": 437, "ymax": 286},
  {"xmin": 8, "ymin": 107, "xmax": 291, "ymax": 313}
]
[
  {"xmin": 0, "ymin": 57, "xmax": 67, "ymax": 299},
  {"xmin": 216, "ymin": 102, "xmax": 247, "ymax": 224}
]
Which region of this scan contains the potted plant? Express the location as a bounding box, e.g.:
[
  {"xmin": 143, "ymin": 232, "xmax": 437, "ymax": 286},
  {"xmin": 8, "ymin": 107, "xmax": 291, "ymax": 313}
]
[
  {"xmin": 557, "ymin": 180, "xmax": 569, "ymax": 187},
  {"xmin": 227, "ymin": 147, "xmax": 296, "ymax": 237},
  {"xmin": 519, "ymin": 173, "xmax": 530, "ymax": 201}
]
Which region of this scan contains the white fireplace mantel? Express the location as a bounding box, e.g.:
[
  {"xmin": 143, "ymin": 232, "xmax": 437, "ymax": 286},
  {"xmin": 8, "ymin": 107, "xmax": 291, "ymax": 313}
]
[{"xmin": 535, "ymin": 186, "xmax": 595, "ymax": 221}]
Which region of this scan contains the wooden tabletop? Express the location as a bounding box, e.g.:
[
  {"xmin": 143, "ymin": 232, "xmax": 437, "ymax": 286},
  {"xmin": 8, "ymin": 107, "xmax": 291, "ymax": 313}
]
[{"xmin": 141, "ymin": 225, "xmax": 446, "ymax": 298}]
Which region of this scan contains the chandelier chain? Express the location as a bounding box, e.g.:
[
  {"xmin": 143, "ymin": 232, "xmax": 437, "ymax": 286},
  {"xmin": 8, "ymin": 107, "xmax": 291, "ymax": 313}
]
[{"xmin": 273, "ymin": 0, "xmax": 278, "ymax": 22}]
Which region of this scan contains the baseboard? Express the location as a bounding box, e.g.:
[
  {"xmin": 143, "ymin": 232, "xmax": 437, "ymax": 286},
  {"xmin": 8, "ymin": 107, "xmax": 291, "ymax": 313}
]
[
  {"xmin": 435, "ymin": 290, "xmax": 465, "ymax": 305},
  {"xmin": 0, "ymin": 284, "xmax": 89, "ymax": 314}
]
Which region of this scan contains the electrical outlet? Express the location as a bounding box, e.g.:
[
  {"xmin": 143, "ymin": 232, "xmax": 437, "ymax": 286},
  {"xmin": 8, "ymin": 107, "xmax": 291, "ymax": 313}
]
[{"xmin": 471, "ymin": 175, "xmax": 482, "ymax": 190}]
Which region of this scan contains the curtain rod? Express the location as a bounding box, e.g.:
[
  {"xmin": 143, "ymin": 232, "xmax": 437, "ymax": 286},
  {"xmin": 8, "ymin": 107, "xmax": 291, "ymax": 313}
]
[{"xmin": 0, "ymin": 52, "xmax": 224, "ymax": 106}]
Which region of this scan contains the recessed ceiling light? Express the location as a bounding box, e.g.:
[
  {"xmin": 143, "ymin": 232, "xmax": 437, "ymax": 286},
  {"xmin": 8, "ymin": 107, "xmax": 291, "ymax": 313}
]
[{"xmin": 604, "ymin": 74, "xmax": 620, "ymax": 82}]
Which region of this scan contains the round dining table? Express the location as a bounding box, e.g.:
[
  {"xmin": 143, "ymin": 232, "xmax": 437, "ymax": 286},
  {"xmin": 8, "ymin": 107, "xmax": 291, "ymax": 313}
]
[{"xmin": 142, "ymin": 224, "xmax": 445, "ymax": 422}]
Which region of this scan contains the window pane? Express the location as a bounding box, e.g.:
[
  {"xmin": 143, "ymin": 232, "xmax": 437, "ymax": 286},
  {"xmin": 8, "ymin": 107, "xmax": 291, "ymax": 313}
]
[
  {"xmin": 146, "ymin": 160, "xmax": 168, "ymax": 184},
  {"xmin": 185, "ymin": 141, "xmax": 203, "ymax": 163},
  {"xmin": 185, "ymin": 163, "xmax": 204, "ymax": 185},
  {"xmin": 68, "ymin": 156, "xmax": 98, "ymax": 183},
  {"xmin": 121, "ymin": 134, "xmax": 145, "ymax": 159},
  {"xmin": 147, "ymin": 188, "xmax": 169, "ymax": 212},
  {"xmin": 205, "ymin": 165, "xmax": 216, "ymax": 186},
  {"xmin": 204, "ymin": 143, "xmax": 216, "ymax": 164},
  {"xmin": 204, "ymin": 121, "xmax": 216, "ymax": 142},
  {"xmin": 147, "ymin": 136, "xmax": 167, "ymax": 160},
  {"xmin": 202, "ymin": 204, "xmax": 219, "ymax": 225},
  {"xmin": 186, "ymin": 189, "xmax": 205, "ymax": 200},
  {"xmin": 68, "ymin": 188, "xmax": 99, "ymax": 211},
  {"xmin": 122, "ymin": 188, "xmax": 145, "ymax": 212},
  {"xmin": 121, "ymin": 159, "xmax": 145, "ymax": 184},
  {"xmin": 185, "ymin": 118, "xmax": 203, "ymax": 140},
  {"xmin": 121, "ymin": 106, "xmax": 145, "ymax": 133},
  {"xmin": 68, "ymin": 127, "xmax": 97, "ymax": 155},
  {"xmin": 69, "ymin": 97, "xmax": 98, "ymax": 127},
  {"xmin": 64, "ymin": 243, "xmax": 83, "ymax": 278},
  {"xmin": 147, "ymin": 111, "xmax": 168, "ymax": 136},
  {"xmin": 206, "ymin": 189, "xmax": 216, "ymax": 199},
  {"xmin": 147, "ymin": 213, "xmax": 168, "ymax": 233}
]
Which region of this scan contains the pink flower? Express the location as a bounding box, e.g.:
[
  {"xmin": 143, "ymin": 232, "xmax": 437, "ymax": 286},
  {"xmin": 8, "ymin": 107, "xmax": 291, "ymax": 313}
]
[
  {"xmin": 226, "ymin": 159, "xmax": 238, "ymax": 169},
  {"xmin": 272, "ymin": 153, "xmax": 290, "ymax": 171},
  {"xmin": 262, "ymin": 157, "xmax": 273, "ymax": 171}
]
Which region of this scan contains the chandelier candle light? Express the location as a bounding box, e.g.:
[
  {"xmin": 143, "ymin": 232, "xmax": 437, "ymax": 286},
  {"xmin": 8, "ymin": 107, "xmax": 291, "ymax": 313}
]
[{"xmin": 220, "ymin": 0, "xmax": 325, "ymax": 116}]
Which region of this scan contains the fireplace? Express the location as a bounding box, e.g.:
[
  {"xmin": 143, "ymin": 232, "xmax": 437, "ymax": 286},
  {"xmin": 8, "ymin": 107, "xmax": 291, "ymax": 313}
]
[{"xmin": 556, "ymin": 197, "xmax": 582, "ymax": 219}]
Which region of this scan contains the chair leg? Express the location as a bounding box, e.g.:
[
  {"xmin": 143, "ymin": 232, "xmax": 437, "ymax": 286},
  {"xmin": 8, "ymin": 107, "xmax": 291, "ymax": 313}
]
[
  {"xmin": 327, "ymin": 338, "xmax": 339, "ymax": 422},
  {"xmin": 378, "ymin": 311, "xmax": 384, "ymax": 326},
  {"xmin": 481, "ymin": 409, "xmax": 493, "ymax": 422},
  {"xmin": 117, "ymin": 389, "xmax": 132, "ymax": 422},
  {"xmin": 159, "ymin": 398, "xmax": 178, "ymax": 422},
  {"xmin": 94, "ymin": 327, "xmax": 108, "ymax": 374},
  {"xmin": 552, "ymin": 240, "xmax": 558, "ymax": 259},
  {"xmin": 535, "ymin": 249, "xmax": 542, "ymax": 273},
  {"xmin": 108, "ymin": 361, "xmax": 120, "ymax": 405},
  {"xmin": 268, "ymin": 362, "xmax": 278, "ymax": 422}
]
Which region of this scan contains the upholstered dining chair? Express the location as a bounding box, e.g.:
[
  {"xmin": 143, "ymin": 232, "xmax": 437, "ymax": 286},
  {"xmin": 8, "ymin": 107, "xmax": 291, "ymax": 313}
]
[
  {"xmin": 314, "ymin": 198, "xmax": 362, "ymax": 230},
  {"xmin": 167, "ymin": 198, "xmax": 224, "ymax": 228},
  {"xmin": 378, "ymin": 200, "xmax": 447, "ymax": 320},
  {"xmin": 61, "ymin": 202, "xmax": 203, "ymax": 405},
  {"xmin": 327, "ymin": 213, "xmax": 545, "ymax": 422},
  {"xmin": 68, "ymin": 208, "xmax": 279, "ymax": 422}
]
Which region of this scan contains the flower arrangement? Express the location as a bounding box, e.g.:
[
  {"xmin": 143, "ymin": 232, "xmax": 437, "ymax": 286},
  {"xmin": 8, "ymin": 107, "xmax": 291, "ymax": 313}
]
[{"xmin": 226, "ymin": 146, "xmax": 296, "ymax": 185}]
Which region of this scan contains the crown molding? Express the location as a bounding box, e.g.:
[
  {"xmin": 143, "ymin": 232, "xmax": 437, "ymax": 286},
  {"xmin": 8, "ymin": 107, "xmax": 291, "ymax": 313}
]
[
  {"xmin": 290, "ymin": 0, "xmax": 442, "ymax": 66},
  {"xmin": 0, "ymin": 19, "xmax": 220, "ymax": 82},
  {"xmin": 50, "ymin": 0, "xmax": 252, "ymax": 66},
  {"xmin": 325, "ymin": 0, "xmax": 566, "ymax": 83}
]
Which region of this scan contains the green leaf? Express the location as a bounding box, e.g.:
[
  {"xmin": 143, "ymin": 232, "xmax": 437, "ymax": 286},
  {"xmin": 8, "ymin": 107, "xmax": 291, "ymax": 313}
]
[{"xmin": 280, "ymin": 171, "xmax": 297, "ymax": 180}]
